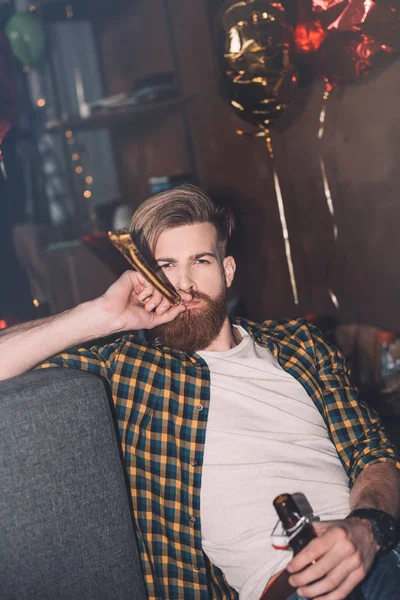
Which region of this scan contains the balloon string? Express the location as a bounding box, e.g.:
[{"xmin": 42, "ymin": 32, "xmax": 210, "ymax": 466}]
[
  {"xmin": 0, "ymin": 149, "xmax": 7, "ymax": 180},
  {"xmin": 318, "ymin": 87, "xmax": 339, "ymax": 311},
  {"xmin": 318, "ymin": 91, "xmax": 338, "ymax": 241},
  {"xmin": 266, "ymin": 135, "xmax": 299, "ymax": 306}
]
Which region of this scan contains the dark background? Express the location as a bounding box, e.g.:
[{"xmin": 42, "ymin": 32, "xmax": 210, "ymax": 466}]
[{"xmin": 1, "ymin": 0, "xmax": 399, "ymax": 332}]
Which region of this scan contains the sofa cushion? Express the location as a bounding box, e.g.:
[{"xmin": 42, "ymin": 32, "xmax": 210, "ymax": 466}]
[{"xmin": 0, "ymin": 368, "xmax": 146, "ymax": 599}]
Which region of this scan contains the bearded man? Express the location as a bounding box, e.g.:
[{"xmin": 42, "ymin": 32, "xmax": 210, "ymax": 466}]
[{"xmin": 1, "ymin": 185, "xmax": 400, "ymax": 600}]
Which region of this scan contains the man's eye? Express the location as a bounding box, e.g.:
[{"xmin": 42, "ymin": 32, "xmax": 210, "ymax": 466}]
[
  {"xmin": 195, "ymin": 259, "xmax": 210, "ymax": 265},
  {"xmin": 158, "ymin": 263, "xmax": 172, "ymax": 270}
]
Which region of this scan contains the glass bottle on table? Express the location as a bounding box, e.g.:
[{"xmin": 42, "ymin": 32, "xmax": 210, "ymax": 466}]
[{"xmin": 376, "ymin": 330, "xmax": 397, "ymax": 391}]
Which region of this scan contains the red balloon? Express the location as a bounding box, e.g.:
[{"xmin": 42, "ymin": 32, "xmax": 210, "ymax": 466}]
[
  {"xmin": 294, "ymin": 18, "xmax": 327, "ymax": 54},
  {"xmin": 0, "ymin": 31, "xmax": 17, "ymax": 166},
  {"xmin": 313, "ymin": 0, "xmax": 400, "ymax": 40},
  {"xmin": 293, "ymin": 0, "xmax": 399, "ymax": 86}
]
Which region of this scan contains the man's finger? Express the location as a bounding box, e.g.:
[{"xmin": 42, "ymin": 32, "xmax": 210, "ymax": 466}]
[
  {"xmin": 289, "ymin": 548, "xmax": 353, "ymax": 589},
  {"xmin": 294, "ymin": 554, "xmax": 361, "ymax": 599},
  {"xmin": 287, "ymin": 527, "xmax": 347, "ymax": 573},
  {"xmin": 286, "ymin": 539, "xmax": 332, "ymax": 573},
  {"xmin": 143, "ymin": 289, "xmax": 165, "ymax": 311},
  {"xmin": 151, "ymin": 303, "xmax": 186, "ymax": 327},
  {"xmin": 312, "ymin": 567, "xmax": 365, "ymax": 600},
  {"xmin": 155, "ymin": 297, "xmax": 173, "ymax": 316},
  {"xmin": 137, "ymin": 280, "xmax": 157, "ymax": 302}
]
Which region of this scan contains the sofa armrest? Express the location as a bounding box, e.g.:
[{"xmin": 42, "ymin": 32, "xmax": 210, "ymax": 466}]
[{"xmin": 0, "ymin": 368, "xmax": 146, "ymax": 599}]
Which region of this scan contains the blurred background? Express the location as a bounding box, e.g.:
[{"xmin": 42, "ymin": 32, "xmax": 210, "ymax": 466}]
[{"xmin": 1, "ymin": 0, "xmax": 400, "ymax": 439}]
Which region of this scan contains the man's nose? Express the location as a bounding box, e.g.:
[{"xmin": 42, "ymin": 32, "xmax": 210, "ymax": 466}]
[{"xmin": 174, "ymin": 268, "xmax": 197, "ymax": 295}]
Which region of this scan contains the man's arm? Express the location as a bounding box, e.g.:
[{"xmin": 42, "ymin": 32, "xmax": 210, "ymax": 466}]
[
  {"xmin": 350, "ymin": 461, "xmax": 400, "ymax": 517},
  {"xmin": 286, "ymin": 322, "xmax": 400, "ymax": 599},
  {"xmin": 0, "ymin": 270, "xmax": 189, "ymax": 382},
  {"xmin": 287, "ymin": 462, "xmax": 400, "ymax": 599}
]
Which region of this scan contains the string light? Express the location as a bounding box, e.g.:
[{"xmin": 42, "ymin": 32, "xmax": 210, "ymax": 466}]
[
  {"xmin": 36, "ymin": 98, "xmax": 46, "ymax": 107},
  {"xmin": 33, "ymin": 299, "xmax": 40, "ymax": 308},
  {"xmin": 66, "ymin": 129, "xmax": 96, "ymax": 225},
  {"xmin": 66, "ymin": 4, "xmax": 74, "ymax": 19},
  {"xmin": 29, "ymin": 5, "xmax": 37, "ymax": 12}
]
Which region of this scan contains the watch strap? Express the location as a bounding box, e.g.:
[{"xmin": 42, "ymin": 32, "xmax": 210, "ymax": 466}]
[{"xmin": 346, "ymin": 508, "xmax": 399, "ymax": 554}]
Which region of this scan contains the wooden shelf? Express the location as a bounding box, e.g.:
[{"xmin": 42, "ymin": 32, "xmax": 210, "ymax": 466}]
[{"xmin": 44, "ymin": 97, "xmax": 189, "ymax": 133}]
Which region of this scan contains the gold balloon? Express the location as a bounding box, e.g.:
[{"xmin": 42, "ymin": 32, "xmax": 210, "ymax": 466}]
[
  {"xmin": 214, "ymin": 2, "xmax": 301, "ymax": 306},
  {"xmin": 217, "ymin": 0, "xmax": 299, "ymax": 129}
]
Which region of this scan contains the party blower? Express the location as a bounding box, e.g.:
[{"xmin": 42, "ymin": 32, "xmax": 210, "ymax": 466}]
[{"xmin": 108, "ymin": 229, "xmax": 182, "ymax": 306}]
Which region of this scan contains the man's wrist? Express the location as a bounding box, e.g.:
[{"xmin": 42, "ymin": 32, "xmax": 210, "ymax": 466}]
[
  {"xmin": 346, "ymin": 508, "xmax": 399, "ymax": 555},
  {"xmin": 60, "ymin": 299, "xmax": 114, "ymax": 343}
]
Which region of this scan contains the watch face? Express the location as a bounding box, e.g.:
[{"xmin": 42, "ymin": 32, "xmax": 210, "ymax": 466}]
[{"xmin": 376, "ymin": 515, "xmax": 398, "ymax": 549}]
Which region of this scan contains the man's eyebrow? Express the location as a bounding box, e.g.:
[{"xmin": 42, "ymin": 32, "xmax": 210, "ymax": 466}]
[
  {"xmin": 156, "ymin": 257, "xmax": 176, "ymax": 263},
  {"xmin": 156, "ymin": 252, "xmax": 217, "ymax": 262},
  {"xmin": 190, "ymin": 252, "xmax": 217, "ymax": 260}
]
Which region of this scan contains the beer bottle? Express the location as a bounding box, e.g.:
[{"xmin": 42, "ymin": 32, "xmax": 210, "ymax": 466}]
[
  {"xmin": 273, "ymin": 493, "xmax": 364, "ymax": 600},
  {"xmin": 273, "ymin": 493, "xmax": 315, "ymax": 554}
]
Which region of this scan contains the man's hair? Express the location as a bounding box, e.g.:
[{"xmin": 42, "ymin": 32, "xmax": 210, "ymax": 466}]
[{"xmin": 129, "ymin": 184, "xmax": 235, "ymax": 257}]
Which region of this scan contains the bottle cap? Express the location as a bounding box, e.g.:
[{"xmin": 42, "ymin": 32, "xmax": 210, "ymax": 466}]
[{"xmin": 376, "ymin": 330, "xmax": 396, "ymax": 345}]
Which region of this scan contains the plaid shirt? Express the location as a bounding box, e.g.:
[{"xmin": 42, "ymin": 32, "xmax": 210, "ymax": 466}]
[{"xmin": 39, "ymin": 317, "xmax": 400, "ymax": 599}]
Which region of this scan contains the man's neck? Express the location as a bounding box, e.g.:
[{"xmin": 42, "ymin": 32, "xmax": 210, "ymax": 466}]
[{"xmin": 201, "ymin": 317, "xmax": 241, "ymax": 352}]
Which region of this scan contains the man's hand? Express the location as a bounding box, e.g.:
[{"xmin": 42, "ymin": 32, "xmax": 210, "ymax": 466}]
[
  {"xmin": 287, "ymin": 517, "xmax": 379, "ymax": 599},
  {"xmin": 0, "ymin": 270, "xmax": 191, "ymax": 381},
  {"xmin": 99, "ymin": 270, "xmax": 191, "ymax": 333}
]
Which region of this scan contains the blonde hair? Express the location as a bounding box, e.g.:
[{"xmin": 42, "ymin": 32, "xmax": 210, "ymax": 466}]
[{"xmin": 130, "ymin": 185, "xmax": 235, "ymax": 257}]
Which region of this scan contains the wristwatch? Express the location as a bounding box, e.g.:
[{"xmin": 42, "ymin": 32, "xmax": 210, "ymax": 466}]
[{"xmin": 346, "ymin": 508, "xmax": 399, "ymax": 555}]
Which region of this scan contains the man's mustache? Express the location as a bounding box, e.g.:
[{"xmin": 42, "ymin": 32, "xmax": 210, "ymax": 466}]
[{"xmin": 181, "ymin": 290, "xmax": 211, "ymax": 303}]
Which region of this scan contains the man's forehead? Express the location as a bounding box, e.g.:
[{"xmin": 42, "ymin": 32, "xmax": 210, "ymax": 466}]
[{"xmin": 155, "ymin": 223, "xmax": 218, "ymax": 256}]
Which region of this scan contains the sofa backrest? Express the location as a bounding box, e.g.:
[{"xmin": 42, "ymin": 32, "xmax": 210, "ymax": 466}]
[{"xmin": 0, "ymin": 368, "xmax": 147, "ymax": 599}]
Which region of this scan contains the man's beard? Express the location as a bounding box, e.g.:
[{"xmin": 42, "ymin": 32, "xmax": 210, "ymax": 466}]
[{"xmin": 154, "ymin": 288, "xmax": 227, "ymax": 354}]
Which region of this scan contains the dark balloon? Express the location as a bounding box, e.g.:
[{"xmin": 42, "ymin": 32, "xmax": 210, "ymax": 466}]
[{"xmin": 216, "ymin": 0, "xmax": 299, "ymax": 130}]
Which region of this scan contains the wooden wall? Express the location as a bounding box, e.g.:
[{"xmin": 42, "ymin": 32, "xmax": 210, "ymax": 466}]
[{"xmin": 94, "ymin": 0, "xmax": 400, "ymax": 332}]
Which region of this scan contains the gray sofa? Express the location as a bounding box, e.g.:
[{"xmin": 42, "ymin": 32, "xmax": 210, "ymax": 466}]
[{"xmin": 0, "ymin": 368, "xmax": 147, "ymax": 599}]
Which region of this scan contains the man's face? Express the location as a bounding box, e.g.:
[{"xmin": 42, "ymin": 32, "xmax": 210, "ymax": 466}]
[{"xmin": 153, "ymin": 222, "xmax": 236, "ymax": 353}]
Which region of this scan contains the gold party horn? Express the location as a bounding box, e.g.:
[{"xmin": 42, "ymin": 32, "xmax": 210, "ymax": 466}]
[{"xmin": 108, "ymin": 229, "xmax": 182, "ymax": 306}]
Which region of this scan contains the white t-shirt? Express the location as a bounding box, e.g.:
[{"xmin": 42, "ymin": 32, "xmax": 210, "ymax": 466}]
[{"xmin": 198, "ymin": 326, "xmax": 350, "ymax": 600}]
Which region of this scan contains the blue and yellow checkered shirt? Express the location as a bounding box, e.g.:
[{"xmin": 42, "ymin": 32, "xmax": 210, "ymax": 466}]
[{"xmin": 39, "ymin": 317, "xmax": 400, "ymax": 599}]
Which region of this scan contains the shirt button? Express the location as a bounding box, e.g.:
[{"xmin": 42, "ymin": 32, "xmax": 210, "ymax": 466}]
[
  {"xmin": 193, "ymin": 564, "xmax": 200, "ymax": 571},
  {"xmin": 191, "ymin": 460, "xmax": 197, "ymax": 467},
  {"xmin": 196, "ymin": 404, "xmax": 203, "ymax": 412},
  {"xmin": 189, "ymin": 516, "xmax": 196, "ymax": 523}
]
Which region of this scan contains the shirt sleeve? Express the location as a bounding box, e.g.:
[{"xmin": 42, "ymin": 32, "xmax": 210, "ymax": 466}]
[
  {"xmin": 307, "ymin": 322, "xmax": 400, "ymax": 486},
  {"xmin": 35, "ymin": 335, "xmax": 131, "ymax": 385}
]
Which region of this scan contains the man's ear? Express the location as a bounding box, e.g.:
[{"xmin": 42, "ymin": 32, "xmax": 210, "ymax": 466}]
[{"xmin": 223, "ymin": 256, "xmax": 236, "ymax": 288}]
